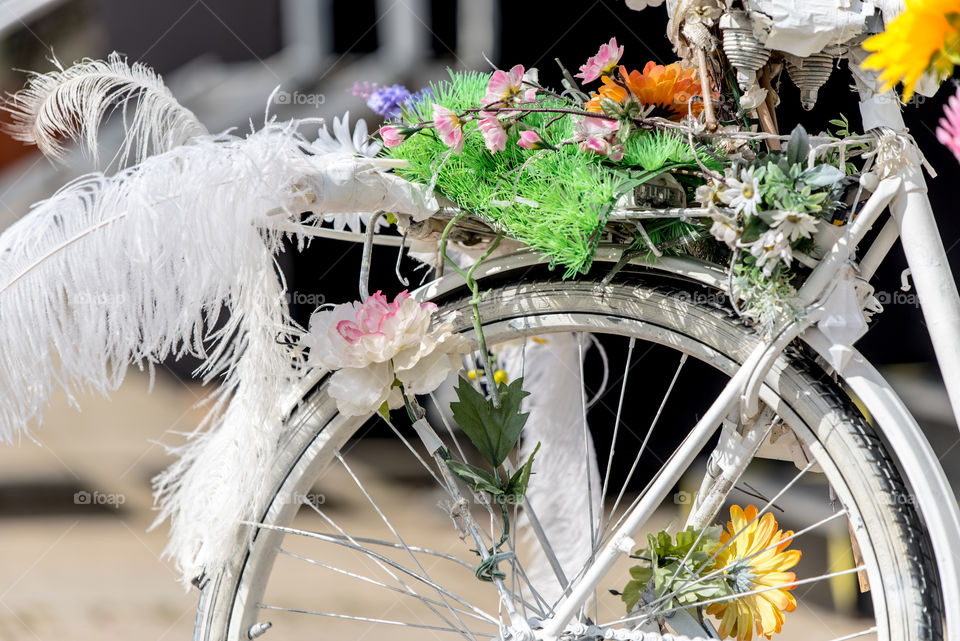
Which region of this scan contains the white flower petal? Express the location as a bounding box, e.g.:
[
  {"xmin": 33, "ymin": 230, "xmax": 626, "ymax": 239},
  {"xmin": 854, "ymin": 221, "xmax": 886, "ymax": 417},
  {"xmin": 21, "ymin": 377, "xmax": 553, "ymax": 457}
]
[{"xmin": 328, "ymin": 363, "xmax": 395, "ymax": 416}]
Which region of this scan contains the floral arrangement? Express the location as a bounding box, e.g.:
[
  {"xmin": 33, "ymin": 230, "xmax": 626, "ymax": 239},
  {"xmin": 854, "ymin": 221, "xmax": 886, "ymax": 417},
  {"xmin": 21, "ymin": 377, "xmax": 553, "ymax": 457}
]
[
  {"xmin": 621, "ymin": 505, "xmax": 801, "ymax": 641},
  {"xmin": 369, "ymin": 38, "xmax": 722, "ymax": 277}
]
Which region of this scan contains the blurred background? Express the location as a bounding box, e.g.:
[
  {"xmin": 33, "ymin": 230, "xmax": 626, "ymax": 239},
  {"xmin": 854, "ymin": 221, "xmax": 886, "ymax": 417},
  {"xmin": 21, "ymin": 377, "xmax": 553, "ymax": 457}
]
[{"xmin": 0, "ymin": 1, "xmax": 956, "ymax": 639}]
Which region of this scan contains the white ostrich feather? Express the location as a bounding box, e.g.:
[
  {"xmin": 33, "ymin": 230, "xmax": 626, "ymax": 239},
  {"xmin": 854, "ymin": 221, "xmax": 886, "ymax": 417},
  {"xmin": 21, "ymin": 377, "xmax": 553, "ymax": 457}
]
[
  {"xmin": 501, "ymin": 333, "xmax": 602, "ymax": 605},
  {"xmin": 3, "ymin": 52, "xmax": 208, "ymax": 167},
  {"xmin": 0, "ymin": 104, "xmax": 437, "ymax": 582}
]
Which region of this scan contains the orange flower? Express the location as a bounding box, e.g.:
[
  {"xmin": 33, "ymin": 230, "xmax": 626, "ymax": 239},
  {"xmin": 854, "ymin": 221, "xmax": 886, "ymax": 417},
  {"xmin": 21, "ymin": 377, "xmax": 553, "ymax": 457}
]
[
  {"xmin": 622, "ymin": 62, "xmax": 707, "ymax": 120},
  {"xmin": 585, "ymin": 62, "xmax": 710, "ymax": 121},
  {"xmin": 706, "ymin": 505, "xmax": 802, "ymax": 641},
  {"xmin": 584, "ymin": 74, "xmax": 628, "ymax": 113}
]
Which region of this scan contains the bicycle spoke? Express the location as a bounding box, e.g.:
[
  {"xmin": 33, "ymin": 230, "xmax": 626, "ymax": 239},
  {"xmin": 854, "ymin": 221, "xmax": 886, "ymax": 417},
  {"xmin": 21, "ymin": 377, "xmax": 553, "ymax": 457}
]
[
  {"xmin": 430, "ymin": 390, "xmax": 470, "ymax": 463},
  {"xmin": 276, "ymin": 547, "xmax": 495, "ymax": 624},
  {"xmin": 599, "ymin": 336, "xmax": 636, "ymax": 540},
  {"xmin": 245, "ymin": 520, "xmax": 496, "ymax": 624},
  {"xmin": 334, "ymin": 450, "xmax": 484, "ymax": 640},
  {"xmin": 257, "ymin": 603, "xmax": 496, "ymax": 637},
  {"xmin": 600, "ymin": 352, "xmax": 688, "ymax": 543},
  {"xmin": 610, "ymin": 566, "xmax": 867, "ymax": 627}
]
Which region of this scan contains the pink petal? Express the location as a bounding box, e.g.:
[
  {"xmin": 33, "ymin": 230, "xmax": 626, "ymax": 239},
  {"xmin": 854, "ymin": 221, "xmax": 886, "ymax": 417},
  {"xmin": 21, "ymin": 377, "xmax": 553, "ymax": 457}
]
[{"xmin": 517, "ymin": 130, "xmax": 542, "ymax": 149}]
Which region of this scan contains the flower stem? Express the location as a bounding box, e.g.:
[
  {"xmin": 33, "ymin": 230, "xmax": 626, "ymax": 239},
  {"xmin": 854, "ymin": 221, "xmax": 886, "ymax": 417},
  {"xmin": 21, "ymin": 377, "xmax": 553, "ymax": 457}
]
[{"xmin": 439, "ymin": 215, "xmax": 504, "ymax": 408}]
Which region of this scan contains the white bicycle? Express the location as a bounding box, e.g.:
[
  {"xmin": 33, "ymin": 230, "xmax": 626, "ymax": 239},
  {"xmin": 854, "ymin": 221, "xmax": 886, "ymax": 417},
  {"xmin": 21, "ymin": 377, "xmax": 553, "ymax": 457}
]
[{"xmin": 0, "ymin": 2, "xmax": 958, "ymax": 641}]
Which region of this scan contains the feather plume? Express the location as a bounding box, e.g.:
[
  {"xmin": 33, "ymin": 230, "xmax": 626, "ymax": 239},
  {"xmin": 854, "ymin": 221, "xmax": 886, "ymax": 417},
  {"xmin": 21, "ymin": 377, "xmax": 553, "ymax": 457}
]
[
  {"xmin": 3, "ymin": 52, "xmax": 208, "ymax": 167},
  {"xmin": 501, "ymin": 334, "xmax": 602, "ymax": 604},
  {"xmin": 0, "ymin": 112, "xmax": 437, "ymax": 581}
]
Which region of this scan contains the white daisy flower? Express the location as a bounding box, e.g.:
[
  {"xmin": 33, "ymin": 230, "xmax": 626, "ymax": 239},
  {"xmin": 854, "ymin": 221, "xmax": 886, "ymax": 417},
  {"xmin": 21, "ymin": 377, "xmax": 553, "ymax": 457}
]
[
  {"xmin": 748, "ymin": 229, "xmax": 792, "ymax": 276},
  {"xmin": 720, "ymin": 167, "xmax": 762, "ymax": 217},
  {"xmin": 771, "ymin": 210, "xmax": 819, "ymax": 242},
  {"xmin": 709, "ymin": 212, "xmax": 740, "ymax": 249}
]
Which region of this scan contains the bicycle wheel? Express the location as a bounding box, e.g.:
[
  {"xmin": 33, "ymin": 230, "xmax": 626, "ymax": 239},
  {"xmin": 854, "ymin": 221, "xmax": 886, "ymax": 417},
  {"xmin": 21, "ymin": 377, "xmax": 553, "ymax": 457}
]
[{"xmin": 194, "ymin": 267, "xmax": 941, "ymax": 641}]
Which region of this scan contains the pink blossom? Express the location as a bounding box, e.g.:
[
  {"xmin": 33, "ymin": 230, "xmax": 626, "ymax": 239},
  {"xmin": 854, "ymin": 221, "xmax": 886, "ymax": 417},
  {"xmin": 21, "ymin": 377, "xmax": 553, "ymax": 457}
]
[
  {"xmin": 575, "ymin": 37, "xmax": 624, "ymax": 83},
  {"xmin": 380, "ymin": 125, "xmax": 406, "ymax": 148},
  {"xmin": 518, "ymin": 130, "xmax": 543, "ymax": 150},
  {"xmin": 573, "ymin": 116, "xmax": 619, "ymax": 141},
  {"xmin": 937, "ymin": 87, "xmax": 960, "ymax": 164},
  {"xmin": 432, "ymin": 104, "xmax": 464, "ymax": 154},
  {"xmin": 304, "ymin": 291, "xmax": 468, "ymax": 416},
  {"xmin": 478, "ymin": 112, "xmax": 507, "ymax": 153},
  {"xmin": 484, "ymin": 64, "xmax": 525, "ymax": 105}
]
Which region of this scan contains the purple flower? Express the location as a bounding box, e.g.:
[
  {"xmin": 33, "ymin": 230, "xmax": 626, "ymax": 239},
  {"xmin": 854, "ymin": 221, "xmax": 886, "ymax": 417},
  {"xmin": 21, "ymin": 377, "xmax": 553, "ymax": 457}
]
[
  {"xmin": 403, "ymin": 87, "xmax": 433, "ymax": 113},
  {"xmin": 367, "ymin": 84, "xmax": 412, "ymax": 119}
]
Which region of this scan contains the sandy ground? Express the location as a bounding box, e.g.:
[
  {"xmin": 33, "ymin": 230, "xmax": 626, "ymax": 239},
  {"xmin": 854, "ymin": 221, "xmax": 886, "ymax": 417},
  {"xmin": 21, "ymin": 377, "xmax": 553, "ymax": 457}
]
[{"xmin": 0, "ymin": 368, "xmax": 914, "ymax": 641}]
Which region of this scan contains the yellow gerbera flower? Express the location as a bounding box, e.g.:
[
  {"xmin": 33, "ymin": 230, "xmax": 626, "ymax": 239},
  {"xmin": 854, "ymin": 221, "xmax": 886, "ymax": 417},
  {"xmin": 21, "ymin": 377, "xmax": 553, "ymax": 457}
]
[
  {"xmin": 706, "ymin": 505, "xmax": 801, "ymax": 641},
  {"xmin": 861, "ymin": 0, "xmax": 960, "ymax": 102}
]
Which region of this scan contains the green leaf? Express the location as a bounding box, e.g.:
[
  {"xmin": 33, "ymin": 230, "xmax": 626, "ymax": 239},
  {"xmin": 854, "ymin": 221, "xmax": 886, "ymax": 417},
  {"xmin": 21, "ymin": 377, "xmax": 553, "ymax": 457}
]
[
  {"xmin": 450, "ymin": 376, "xmax": 530, "ymax": 468},
  {"xmin": 504, "ymin": 441, "xmax": 541, "ymax": 502},
  {"xmin": 801, "ymin": 164, "xmax": 844, "ymax": 187},
  {"xmin": 377, "ymin": 401, "xmax": 390, "ymax": 420},
  {"xmin": 445, "ymin": 460, "xmax": 503, "ymax": 495},
  {"xmin": 786, "ymin": 124, "xmax": 810, "ymax": 167},
  {"xmin": 740, "ymin": 215, "xmax": 768, "ymax": 244}
]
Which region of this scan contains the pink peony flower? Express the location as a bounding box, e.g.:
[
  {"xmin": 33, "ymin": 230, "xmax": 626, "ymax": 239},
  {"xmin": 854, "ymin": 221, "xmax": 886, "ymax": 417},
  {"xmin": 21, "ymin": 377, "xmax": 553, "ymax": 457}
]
[
  {"xmin": 517, "ymin": 130, "xmax": 543, "ymax": 149},
  {"xmin": 575, "ymin": 37, "xmax": 624, "ymax": 83},
  {"xmin": 380, "ymin": 125, "xmax": 405, "ymax": 148},
  {"xmin": 937, "ymin": 87, "xmax": 960, "ymax": 164},
  {"xmin": 478, "ymin": 112, "xmax": 507, "ymax": 153},
  {"xmin": 484, "ymin": 64, "xmax": 525, "ymax": 105},
  {"xmin": 305, "ymin": 291, "xmax": 469, "ymax": 416},
  {"xmin": 432, "ymin": 104, "xmax": 464, "ymax": 154}
]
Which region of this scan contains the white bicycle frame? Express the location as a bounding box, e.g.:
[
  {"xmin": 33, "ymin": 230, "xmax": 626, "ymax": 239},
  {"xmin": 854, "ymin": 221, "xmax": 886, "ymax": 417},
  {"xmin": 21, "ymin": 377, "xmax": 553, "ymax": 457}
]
[{"xmin": 414, "ymin": 105, "xmax": 960, "ymax": 641}]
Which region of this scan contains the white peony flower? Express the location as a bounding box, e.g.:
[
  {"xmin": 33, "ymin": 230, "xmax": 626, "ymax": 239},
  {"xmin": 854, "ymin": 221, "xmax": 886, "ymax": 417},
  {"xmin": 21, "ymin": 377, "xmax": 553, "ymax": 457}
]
[
  {"xmin": 304, "ymin": 291, "xmax": 470, "ymax": 416},
  {"xmin": 720, "ymin": 167, "xmax": 762, "ymax": 218},
  {"xmin": 747, "ymin": 229, "xmax": 792, "ymax": 277},
  {"xmin": 771, "ymin": 210, "xmax": 819, "ymax": 242}
]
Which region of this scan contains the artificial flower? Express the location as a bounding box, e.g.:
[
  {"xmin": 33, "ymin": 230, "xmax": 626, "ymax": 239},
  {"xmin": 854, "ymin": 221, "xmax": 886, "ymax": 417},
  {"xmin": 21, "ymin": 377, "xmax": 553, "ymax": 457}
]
[
  {"xmin": 478, "ymin": 112, "xmax": 508, "ymax": 153},
  {"xmin": 771, "ymin": 210, "xmax": 819, "ymax": 242},
  {"xmin": 432, "ymin": 104, "xmax": 464, "ymax": 154},
  {"xmin": 709, "ymin": 212, "xmax": 741, "ymax": 249},
  {"xmin": 518, "ymin": 130, "xmax": 544, "ymax": 149},
  {"xmin": 580, "ymin": 136, "xmax": 624, "ymax": 160},
  {"xmin": 305, "ymin": 291, "xmax": 469, "ymax": 416},
  {"xmin": 572, "ymin": 116, "xmax": 622, "ymax": 158},
  {"xmin": 576, "ymin": 37, "xmax": 625, "ymax": 83},
  {"xmin": 748, "ymin": 229, "xmax": 793, "ymax": 276},
  {"xmin": 484, "ymin": 64, "xmax": 526, "ymax": 105},
  {"xmin": 379, "ymin": 125, "xmax": 406, "ymax": 148},
  {"xmin": 937, "ymin": 86, "xmax": 960, "ymax": 163},
  {"xmin": 367, "ymin": 84, "xmax": 411, "ymax": 119},
  {"xmin": 521, "ymin": 67, "xmax": 540, "ymax": 102},
  {"xmin": 585, "ymin": 62, "xmax": 709, "ymax": 121},
  {"xmin": 862, "ymin": 0, "xmax": 960, "ymax": 102},
  {"xmin": 584, "ymin": 74, "xmax": 628, "ymax": 113},
  {"xmin": 739, "ymin": 84, "xmax": 769, "ymax": 111},
  {"xmin": 720, "ymin": 167, "xmax": 762, "ymax": 218},
  {"xmin": 706, "ymin": 505, "xmax": 801, "ymax": 641},
  {"xmin": 620, "ymin": 62, "xmax": 708, "ymax": 121}
]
